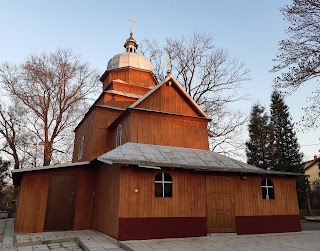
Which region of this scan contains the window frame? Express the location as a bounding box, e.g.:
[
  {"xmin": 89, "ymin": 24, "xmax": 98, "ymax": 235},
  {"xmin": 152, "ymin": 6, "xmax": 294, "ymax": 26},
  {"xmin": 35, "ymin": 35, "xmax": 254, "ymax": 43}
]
[
  {"xmin": 155, "ymin": 172, "xmax": 172, "ymax": 198},
  {"xmin": 78, "ymin": 136, "xmax": 85, "ymax": 161},
  {"xmin": 116, "ymin": 124, "xmax": 122, "ymax": 147},
  {"xmin": 261, "ymin": 178, "xmax": 275, "ymax": 200}
]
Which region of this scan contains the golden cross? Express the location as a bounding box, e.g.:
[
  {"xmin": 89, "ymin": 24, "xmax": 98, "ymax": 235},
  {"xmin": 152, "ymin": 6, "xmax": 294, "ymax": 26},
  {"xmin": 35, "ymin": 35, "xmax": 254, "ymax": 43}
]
[
  {"xmin": 129, "ymin": 17, "xmax": 136, "ymax": 34},
  {"xmin": 165, "ymin": 56, "xmax": 172, "ymax": 74}
]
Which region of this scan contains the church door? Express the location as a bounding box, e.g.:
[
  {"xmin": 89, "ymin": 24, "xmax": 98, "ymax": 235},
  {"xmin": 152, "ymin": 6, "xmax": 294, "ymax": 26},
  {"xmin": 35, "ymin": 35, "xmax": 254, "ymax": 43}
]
[
  {"xmin": 45, "ymin": 174, "xmax": 76, "ymax": 230},
  {"xmin": 206, "ymin": 176, "xmax": 235, "ymax": 233}
]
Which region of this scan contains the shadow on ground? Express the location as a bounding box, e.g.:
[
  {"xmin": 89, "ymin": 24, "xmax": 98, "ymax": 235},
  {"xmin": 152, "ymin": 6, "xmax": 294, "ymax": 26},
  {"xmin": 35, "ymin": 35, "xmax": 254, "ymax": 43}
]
[{"xmin": 301, "ymin": 220, "xmax": 320, "ymax": 231}]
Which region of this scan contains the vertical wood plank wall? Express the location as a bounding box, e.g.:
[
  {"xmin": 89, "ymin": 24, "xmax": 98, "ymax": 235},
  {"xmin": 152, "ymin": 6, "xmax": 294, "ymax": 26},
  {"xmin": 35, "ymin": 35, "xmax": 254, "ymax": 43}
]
[
  {"xmin": 103, "ymin": 68, "xmax": 156, "ymax": 90},
  {"xmin": 110, "ymin": 82, "xmax": 150, "ymax": 96},
  {"xmin": 124, "ymin": 112, "xmax": 209, "ymax": 150},
  {"xmin": 72, "ymin": 111, "xmax": 96, "ymax": 162},
  {"xmin": 72, "ymin": 108, "xmax": 122, "ymax": 162},
  {"xmin": 118, "ymin": 169, "xmax": 299, "ymax": 220},
  {"xmin": 15, "ymin": 166, "xmax": 95, "ymax": 233},
  {"xmin": 90, "ymin": 164, "xmax": 120, "ymax": 239},
  {"xmin": 102, "ymin": 93, "xmax": 137, "ymax": 108},
  {"xmin": 233, "ymin": 175, "xmax": 299, "ymax": 216},
  {"xmin": 136, "ymin": 84, "xmax": 202, "ymax": 117},
  {"xmin": 119, "ymin": 167, "xmax": 207, "ymax": 218}
]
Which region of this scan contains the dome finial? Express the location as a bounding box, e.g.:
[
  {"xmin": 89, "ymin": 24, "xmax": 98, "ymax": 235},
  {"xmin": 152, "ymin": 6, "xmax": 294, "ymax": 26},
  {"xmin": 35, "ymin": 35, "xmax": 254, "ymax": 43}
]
[{"xmin": 124, "ymin": 17, "xmax": 138, "ymax": 53}]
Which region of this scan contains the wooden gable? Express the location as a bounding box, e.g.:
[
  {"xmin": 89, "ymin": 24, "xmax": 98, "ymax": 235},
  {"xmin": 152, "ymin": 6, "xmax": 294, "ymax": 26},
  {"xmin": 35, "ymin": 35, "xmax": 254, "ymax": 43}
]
[{"xmin": 132, "ymin": 76, "xmax": 209, "ymax": 118}]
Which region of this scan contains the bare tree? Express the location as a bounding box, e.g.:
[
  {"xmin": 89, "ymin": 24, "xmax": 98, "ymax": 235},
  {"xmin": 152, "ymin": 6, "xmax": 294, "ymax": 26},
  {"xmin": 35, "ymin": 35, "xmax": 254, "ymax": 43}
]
[
  {"xmin": 140, "ymin": 32, "xmax": 251, "ymax": 158},
  {"xmin": 272, "ymin": 0, "xmax": 320, "ymax": 128},
  {"xmin": 0, "ymin": 48, "xmax": 99, "ymax": 166},
  {"xmin": 0, "ymin": 101, "xmax": 23, "ymax": 169}
]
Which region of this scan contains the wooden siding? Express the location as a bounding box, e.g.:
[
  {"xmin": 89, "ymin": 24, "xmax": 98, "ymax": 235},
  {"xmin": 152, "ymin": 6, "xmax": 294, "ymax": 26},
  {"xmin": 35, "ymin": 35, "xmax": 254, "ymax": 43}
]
[
  {"xmin": 72, "ymin": 111, "xmax": 95, "ymax": 162},
  {"xmin": 120, "ymin": 112, "xmax": 209, "ymax": 150},
  {"xmin": 119, "ymin": 167, "xmax": 207, "ymax": 218},
  {"xmin": 102, "ymin": 93, "xmax": 137, "ymax": 108},
  {"xmin": 234, "ymin": 175, "xmax": 299, "ymax": 216},
  {"xmin": 109, "ymin": 81, "xmax": 151, "ymax": 96},
  {"xmin": 136, "ymin": 84, "xmax": 202, "ymax": 117},
  {"xmin": 103, "ymin": 68, "xmax": 156, "ymax": 90},
  {"xmin": 90, "ymin": 165, "xmax": 120, "ymax": 239},
  {"xmin": 118, "ymin": 169, "xmax": 299, "ymax": 220},
  {"xmin": 72, "ymin": 108, "xmax": 122, "ymax": 162},
  {"xmin": 15, "ymin": 166, "xmax": 95, "ymax": 233}
]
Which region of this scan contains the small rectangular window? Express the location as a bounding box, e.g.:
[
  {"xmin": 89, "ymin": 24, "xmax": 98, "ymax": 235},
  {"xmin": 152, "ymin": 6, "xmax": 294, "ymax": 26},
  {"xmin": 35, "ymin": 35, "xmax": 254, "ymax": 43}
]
[
  {"xmin": 155, "ymin": 183, "xmax": 163, "ymax": 197},
  {"xmin": 164, "ymin": 183, "xmax": 172, "ymax": 197},
  {"xmin": 262, "ymin": 187, "xmax": 267, "ymax": 199},
  {"xmin": 261, "ymin": 178, "xmax": 275, "ymax": 200},
  {"xmin": 155, "ymin": 172, "xmax": 172, "ymax": 197}
]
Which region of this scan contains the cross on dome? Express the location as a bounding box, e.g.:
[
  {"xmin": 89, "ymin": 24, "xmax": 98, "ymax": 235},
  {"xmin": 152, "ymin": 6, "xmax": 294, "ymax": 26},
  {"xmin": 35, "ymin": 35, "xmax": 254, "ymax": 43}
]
[
  {"xmin": 124, "ymin": 17, "xmax": 138, "ymax": 53},
  {"xmin": 165, "ymin": 56, "xmax": 172, "ymax": 75},
  {"xmin": 129, "ymin": 17, "xmax": 136, "ymax": 34}
]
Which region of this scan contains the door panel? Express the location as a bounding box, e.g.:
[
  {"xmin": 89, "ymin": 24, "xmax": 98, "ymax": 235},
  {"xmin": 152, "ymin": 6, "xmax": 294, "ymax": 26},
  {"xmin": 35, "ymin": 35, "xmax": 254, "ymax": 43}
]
[
  {"xmin": 206, "ymin": 176, "xmax": 235, "ymax": 233},
  {"xmin": 45, "ymin": 174, "xmax": 76, "ymax": 230}
]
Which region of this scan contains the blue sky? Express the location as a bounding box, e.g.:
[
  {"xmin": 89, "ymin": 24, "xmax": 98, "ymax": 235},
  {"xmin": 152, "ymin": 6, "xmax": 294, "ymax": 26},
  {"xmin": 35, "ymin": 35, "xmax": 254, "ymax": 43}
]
[{"xmin": 0, "ymin": 0, "xmax": 319, "ymax": 161}]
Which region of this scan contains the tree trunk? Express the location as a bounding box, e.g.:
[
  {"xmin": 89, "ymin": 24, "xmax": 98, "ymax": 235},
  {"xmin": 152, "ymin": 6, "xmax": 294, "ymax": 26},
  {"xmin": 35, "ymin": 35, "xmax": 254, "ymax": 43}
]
[
  {"xmin": 43, "ymin": 142, "xmax": 52, "ymax": 166},
  {"xmin": 13, "ymin": 151, "xmax": 20, "ymax": 169},
  {"xmin": 307, "ymin": 192, "xmax": 313, "ymax": 216}
]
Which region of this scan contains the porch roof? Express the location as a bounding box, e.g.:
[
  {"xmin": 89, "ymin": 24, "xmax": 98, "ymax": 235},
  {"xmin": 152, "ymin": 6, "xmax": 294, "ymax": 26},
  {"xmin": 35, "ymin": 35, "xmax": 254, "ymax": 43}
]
[{"xmin": 98, "ymin": 142, "xmax": 305, "ymax": 177}]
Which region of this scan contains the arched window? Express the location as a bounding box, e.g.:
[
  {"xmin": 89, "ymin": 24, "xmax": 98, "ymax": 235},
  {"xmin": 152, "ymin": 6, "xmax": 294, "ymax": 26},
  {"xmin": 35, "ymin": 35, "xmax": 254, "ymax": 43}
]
[
  {"xmin": 116, "ymin": 124, "xmax": 122, "ymax": 147},
  {"xmin": 261, "ymin": 178, "xmax": 275, "ymax": 200},
  {"xmin": 155, "ymin": 172, "xmax": 172, "ymax": 197},
  {"xmin": 78, "ymin": 136, "xmax": 84, "ymax": 161}
]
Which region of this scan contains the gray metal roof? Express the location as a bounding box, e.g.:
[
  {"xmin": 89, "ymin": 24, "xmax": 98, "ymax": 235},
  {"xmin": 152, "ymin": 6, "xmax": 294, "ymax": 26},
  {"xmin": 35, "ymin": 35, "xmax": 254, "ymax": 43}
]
[
  {"xmin": 107, "ymin": 52, "xmax": 153, "ymax": 72},
  {"xmin": 11, "ymin": 161, "xmax": 91, "ymax": 174},
  {"xmin": 97, "ymin": 142, "xmax": 304, "ymax": 176}
]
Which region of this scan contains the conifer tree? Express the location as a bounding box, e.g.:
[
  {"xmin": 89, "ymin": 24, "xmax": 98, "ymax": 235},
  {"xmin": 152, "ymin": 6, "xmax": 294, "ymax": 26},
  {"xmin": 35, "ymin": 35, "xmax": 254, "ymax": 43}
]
[
  {"xmin": 270, "ymin": 90, "xmax": 308, "ymax": 205},
  {"xmin": 0, "ymin": 157, "xmax": 10, "ymax": 206},
  {"xmin": 246, "ymin": 105, "xmax": 274, "ymax": 170}
]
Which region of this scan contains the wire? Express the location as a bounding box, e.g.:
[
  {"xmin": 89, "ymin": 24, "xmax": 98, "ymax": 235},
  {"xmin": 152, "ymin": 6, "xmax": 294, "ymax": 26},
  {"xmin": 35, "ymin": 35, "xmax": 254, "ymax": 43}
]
[{"xmin": 300, "ymin": 143, "xmax": 319, "ymax": 147}]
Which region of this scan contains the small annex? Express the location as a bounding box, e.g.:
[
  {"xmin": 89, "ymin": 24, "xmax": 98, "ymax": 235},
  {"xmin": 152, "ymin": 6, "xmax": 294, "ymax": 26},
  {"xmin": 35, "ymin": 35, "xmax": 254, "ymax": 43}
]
[{"xmin": 12, "ymin": 32, "xmax": 302, "ymax": 240}]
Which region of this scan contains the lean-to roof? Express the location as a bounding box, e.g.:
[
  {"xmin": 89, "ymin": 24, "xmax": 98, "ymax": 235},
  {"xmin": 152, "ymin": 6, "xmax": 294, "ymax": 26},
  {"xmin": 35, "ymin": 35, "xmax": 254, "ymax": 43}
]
[{"xmin": 98, "ymin": 142, "xmax": 305, "ymax": 177}]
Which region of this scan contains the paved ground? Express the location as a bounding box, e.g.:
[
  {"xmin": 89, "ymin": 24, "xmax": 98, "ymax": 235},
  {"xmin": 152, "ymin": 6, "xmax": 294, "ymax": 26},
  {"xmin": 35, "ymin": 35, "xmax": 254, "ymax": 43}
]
[
  {"xmin": 301, "ymin": 220, "xmax": 320, "ymax": 231},
  {"xmin": 2, "ymin": 218, "xmax": 320, "ymax": 251},
  {"xmin": 121, "ymin": 231, "xmax": 320, "ymax": 251},
  {"xmin": 0, "ymin": 219, "xmax": 124, "ymax": 251}
]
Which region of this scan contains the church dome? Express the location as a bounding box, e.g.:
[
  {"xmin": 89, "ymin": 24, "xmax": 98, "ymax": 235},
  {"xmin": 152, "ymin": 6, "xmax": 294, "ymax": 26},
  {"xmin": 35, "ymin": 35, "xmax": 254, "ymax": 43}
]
[
  {"xmin": 107, "ymin": 52, "xmax": 152, "ymax": 72},
  {"xmin": 107, "ymin": 32, "xmax": 153, "ymax": 72}
]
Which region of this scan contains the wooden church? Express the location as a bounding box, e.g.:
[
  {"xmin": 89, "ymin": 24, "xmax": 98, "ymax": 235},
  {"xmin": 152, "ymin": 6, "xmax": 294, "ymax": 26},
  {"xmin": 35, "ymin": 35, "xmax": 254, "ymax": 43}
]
[{"xmin": 12, "ymin": 32, "xmax": 302, "ymax": 240}]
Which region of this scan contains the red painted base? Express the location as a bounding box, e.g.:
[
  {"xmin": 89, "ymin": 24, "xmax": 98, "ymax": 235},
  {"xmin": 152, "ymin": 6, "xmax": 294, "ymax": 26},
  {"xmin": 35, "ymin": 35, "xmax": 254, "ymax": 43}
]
[
  {"xmin": 235, "ymin": 215, "xmax": 301, "ymax": 234},
  {"xmin": 118, "ymin": 217, "xmax": 207, "ymax": 240}
]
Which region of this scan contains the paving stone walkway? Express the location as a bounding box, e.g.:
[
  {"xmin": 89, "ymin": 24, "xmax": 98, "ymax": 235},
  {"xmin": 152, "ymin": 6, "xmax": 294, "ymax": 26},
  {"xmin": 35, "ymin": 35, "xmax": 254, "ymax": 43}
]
[
  {"xmin": 3, "ymin": 218, "xmax": 320, "ymax": 251},
  {"xmin": 121, "ymin": 231, "xmax": 320, "ymax": 251},
  {"xmin": 0, "ymin": 219, "xmax": 124, "ymax": 251}
]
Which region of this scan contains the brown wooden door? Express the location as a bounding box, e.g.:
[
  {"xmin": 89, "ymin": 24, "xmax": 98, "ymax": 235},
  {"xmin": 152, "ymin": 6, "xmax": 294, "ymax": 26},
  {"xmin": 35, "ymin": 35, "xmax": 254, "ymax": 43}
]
[
  {"xmin": 206, "ymin": 176, "xmax": 235, "ymax": 233},
  {"xmin": 45, "ymin": 174, "xmax": 76, "ymax": 230}
]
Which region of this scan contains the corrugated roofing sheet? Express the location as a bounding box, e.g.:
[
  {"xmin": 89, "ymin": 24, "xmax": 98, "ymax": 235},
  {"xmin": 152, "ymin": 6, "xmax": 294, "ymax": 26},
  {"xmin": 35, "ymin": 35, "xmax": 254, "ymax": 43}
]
[{"xmin": 97, "ymin": 142, "xmax": 304, "ymax": 176}]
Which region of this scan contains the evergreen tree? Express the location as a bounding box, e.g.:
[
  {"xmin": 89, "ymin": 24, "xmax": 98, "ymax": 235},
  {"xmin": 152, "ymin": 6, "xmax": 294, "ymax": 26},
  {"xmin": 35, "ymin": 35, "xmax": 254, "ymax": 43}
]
[
  {"xmin": 0, "ymin": 157, "xmax": 10, "ymax": 206},
  {"xmin": 246, "ymin": 105, "xmax": 274, "ymax": 170},
  {"xmin": 270, "ymin": 90, "xmax": 308, "ymax": 205}
]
